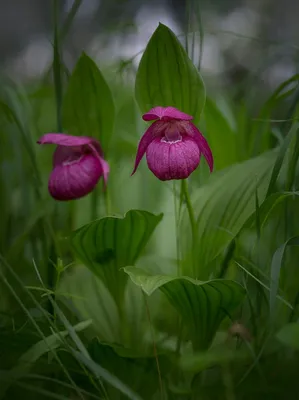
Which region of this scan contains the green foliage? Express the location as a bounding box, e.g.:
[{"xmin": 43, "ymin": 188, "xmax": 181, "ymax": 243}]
[
  {"xmin": 181, "ymin": 151, "xmax": 276, "ymax": 279},
  {"xmin": 124, "ymin": 266, "xmax": 246, "ymax": 350},
  {"xmin": 0, "ymin": 320, "xmax": 92, "ymax": 398},
  {"xmin": 63, "ymin": 52, "xmax": 115, "ymax": 152},
  {"xmin": 270, "ymin": 236, "xmax": 299, "ymax": 318},
  {"xmin": 276, "ymin": 323, "xmax": 299, "ymax": 350},
  {"xmin": 202, "ymin": 97, "xmax": 238, "ymax": 170},
  {"xmin": 69, "ymin": 210, "xmax": 163, "ymax": 305},
  {"xmin": 135, "ymin": 23, "xmax": 206, "ymax": 123},
  {"xmin": 88, "ymin": 339, "xmax": 170, "ymax": 400},
  {"xmin": 2, "ymin": 16, "xmax": 299, "ymax": 400}
]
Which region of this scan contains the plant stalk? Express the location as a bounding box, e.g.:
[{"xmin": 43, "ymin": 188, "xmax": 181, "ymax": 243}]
[{"xmin": 181, "ymin": 179, "xmax": 197, "ymax": 277}]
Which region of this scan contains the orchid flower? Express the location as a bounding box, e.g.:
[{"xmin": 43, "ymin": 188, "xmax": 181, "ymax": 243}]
[
  {"xmin": 37, "ymin": 133, "xmax": 109, "ymax": 201},
  {"xmin": 132, "ymin": 106, "xmax": 213, "ymax": 180}
]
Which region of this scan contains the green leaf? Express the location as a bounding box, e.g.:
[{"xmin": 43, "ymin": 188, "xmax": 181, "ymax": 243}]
[
  {"xmin": 270, "ymin": 236, "xmax": 299, "ymax": 318},
  {"xmin": 88, "ymin": 339, "xmax": 169, "ymax": 400},
  {"xmin": 18, "ymin": 320, "xmax": 92, "ymax": 367},
  {"xmin": 243, "ymin": 191, "xmax": 299, "ymax": 231},
  {"xmin": 250, "ymin": 75, "xmax": 299, "ymax": 156},
  {"xmin": 0, "ymin": 320, "xmax": 91, "ymax": 398},
  {"xmin": 124, "ymin": 266, "xmax": 246, "ymax": 350},
  {"xmin": 182, "ymin": 150, "xmax": 276, "ymax": 279},
  {"xmin": 202, "ymin": 97, "xmax": 237, "ymax": 170},
  {"xmin": 59, "ymin": 266, "xmax": 149, "ymax": 351},
  {"xmin": 63, "ymin": 52, "xmax": 115, "ymax": 151},
  {"xmin": 179, "ymin": 345, "xmax": 250, "ymax": 373},
  {"xmin": 135, "ymin": 23, "xmax": 205, "ymax": 123},
  {"xmin": 276, "ymin": 323, "xmax": 299, "ymax": 350},
  {"xmin": 266, "ymin": 122, "xmax": 299, "ymax": 197},
  {"xmin": 74, "ymin": 350, "xmax": 143, "ymax": 400},
  {"xmin": 70, "ymin": 210, "xmax": 163, "ymax": 305}
]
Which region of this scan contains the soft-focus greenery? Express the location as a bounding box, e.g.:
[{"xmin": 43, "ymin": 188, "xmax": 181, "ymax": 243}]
[{"xmin": 1, "ymin": 5, "xmax": 299, "ymax": 400}]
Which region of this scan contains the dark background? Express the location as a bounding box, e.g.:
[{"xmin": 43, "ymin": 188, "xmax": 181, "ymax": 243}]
[{"xmin": 1, "ymin": 0, "xmax": 298, "ymax": 98}]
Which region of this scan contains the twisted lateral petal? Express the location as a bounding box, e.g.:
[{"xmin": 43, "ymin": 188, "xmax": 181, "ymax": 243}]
[
  {"xmin": 131, "ymin": 121, "xmax": 161, "ymax": 175},
  {"xmin": 49, "ymin": 153, "xmax": 103, "ymax": 201},
  {"xmin": 146, "ymin": 137, "xmax": 200, "ymax": 180},
  {"xmin": 143, "ymin": 106, "xmax": 193, "ymax": 122},
  {"xmin": 188, "ymin": 123, "xmax": 214, "ymax": 172}
]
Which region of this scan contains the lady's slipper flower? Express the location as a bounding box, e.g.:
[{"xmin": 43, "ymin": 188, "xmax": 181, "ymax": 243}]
[
  {"xmin": 132, "ymin": 106, "xmax": 213, "ymax": 180},
  {"xmin": 37, "ymin": 133, "xmax": 109, "ymax": 201}
]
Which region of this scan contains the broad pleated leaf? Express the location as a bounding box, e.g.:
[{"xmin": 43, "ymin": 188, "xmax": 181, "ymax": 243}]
[
  {"xmin": 70, "ymin": 210, "xmax": 163, "ymax": 305},
  {"xmin": 135, "ymin": 23, "xmax": 205, "ymax": 123},
  {"xmin": 63, "ymin": 52, "xmax": 115, "ymax": 151},
  {"xmin": 124, "ymin": 266, "xmax": 246, "ymax": 350},
  {"xmin": 181, "ymin": 150, "xmax": 276, "ymax": 279}
]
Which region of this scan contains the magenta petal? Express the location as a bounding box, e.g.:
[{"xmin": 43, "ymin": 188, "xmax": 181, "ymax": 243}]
[
  {"xmin": 131, "ymin": 121, "xmax": 161, "ymax": 175},
  {"xmin": 37, "ymin": 133, "xmax": 103, "ymax": 153},
  {"xmin": 52, "ymin": 145, "xmax": 82, "ymax": 167},
  {"xmin": 146, "ymin": 137, "xmax": 200, "ymax": 181},
  {"xmin": 98, "ymin": 156, "xmax": 109, "ymax": 186},
  {"xmin": 143, "ymin": 106, "xmax": 193, "ymax": 122},
  {"xmin": 188, "ymin": 123, "xmax": 214, "ymax": 172},
  {"xmin": 48, "ymin": 153, "xmax": 103, "ymax": 201}
]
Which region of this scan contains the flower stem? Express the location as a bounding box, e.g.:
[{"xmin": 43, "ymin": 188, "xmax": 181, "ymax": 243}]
[
  {"xmin": 91, "ymin": 188, "xmax": 98, "ymax": 221},
  {"xmin": 173, "ymin": 181, "xmax": 181, "ymax": 275},
  {"xmin": 181, "ymin": 179, "xmax": 197, "ymax": 277},
  {"xmin": 104, "ymin": 186, "xmax": 111, "ymax": 215}
]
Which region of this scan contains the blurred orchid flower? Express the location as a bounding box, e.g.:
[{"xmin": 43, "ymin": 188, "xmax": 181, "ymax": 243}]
[
  {"xmin": 37, "ymin": 133, "xmax": 109, "ymax": 201},
  {"xmin": 132, "ymin": 106, "xmax": 213, "ymax": 180}
]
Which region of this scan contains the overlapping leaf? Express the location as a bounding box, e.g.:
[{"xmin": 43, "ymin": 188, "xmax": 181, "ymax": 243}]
[
  {"xmin": 70, "ymin": 210, "xmax": 163, "ymax": 305},
  {"xmin": 181, "ymin": 151, "xmax": 276, "ymax": 279},
  {"xmin": 124, "ymin": 266, "xmax": 246, "ymax": 350}
]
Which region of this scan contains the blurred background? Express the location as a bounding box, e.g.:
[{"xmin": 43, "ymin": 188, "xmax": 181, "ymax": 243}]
[{"xmin": 1, "ymin": 0, "xmax": 298, "ymax": 95}]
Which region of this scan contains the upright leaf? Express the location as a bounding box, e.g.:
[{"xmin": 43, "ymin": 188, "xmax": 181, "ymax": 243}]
[
  {"xmin": 266, "ymin": 122, "xmax": 299, "ymax": 197},
  {"xmin": 135, "ymin": 23, "xmax": 205, "ymax": 123},
  {"xmin": 202, "ymin": 97, "xmax": 237, "ymax": 170},
  {"xmin": 181, "ymin": 151, "xmax": 276, "ymax": 279},
  {"xmin": 63, "ymin": 52, "xmax": 115, "ymax": 151},
  {"xmin": 70, "ymin": 210, "xmax": 163, "ymax": 305},
  {"xmin": 124, "ymin": 266, "xmax": 246, "ymax": 350},
  {"xmin": 270, "ymin": 236, "xmax": 299, "ymax": 318}
]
